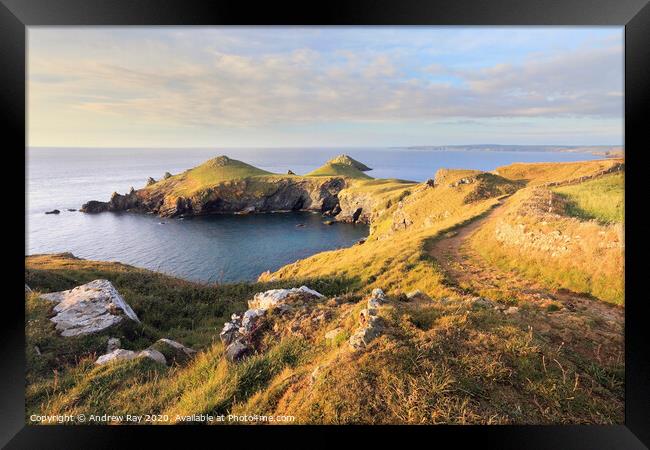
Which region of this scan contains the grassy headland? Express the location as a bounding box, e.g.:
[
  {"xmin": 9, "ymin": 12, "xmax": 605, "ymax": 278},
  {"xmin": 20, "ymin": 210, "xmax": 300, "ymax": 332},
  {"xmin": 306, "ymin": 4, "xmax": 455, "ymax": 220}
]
[{"xmin": 27, "ymin": 156, "xmax": 625, "ymax": 424}]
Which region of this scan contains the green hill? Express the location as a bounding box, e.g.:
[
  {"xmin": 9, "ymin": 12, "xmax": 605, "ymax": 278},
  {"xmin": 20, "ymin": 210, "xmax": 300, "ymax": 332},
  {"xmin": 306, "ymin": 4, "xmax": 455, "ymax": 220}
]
[{"xmin": 307, "ymin": 155, "xmax": 373, "ymax": 179}]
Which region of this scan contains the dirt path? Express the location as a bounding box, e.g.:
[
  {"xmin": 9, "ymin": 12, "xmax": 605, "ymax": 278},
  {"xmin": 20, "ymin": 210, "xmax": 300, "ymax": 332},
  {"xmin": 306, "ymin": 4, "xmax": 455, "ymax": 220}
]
[{"xmin": 428, "ymin": 199, "xmax": 624, "ymax": 367}]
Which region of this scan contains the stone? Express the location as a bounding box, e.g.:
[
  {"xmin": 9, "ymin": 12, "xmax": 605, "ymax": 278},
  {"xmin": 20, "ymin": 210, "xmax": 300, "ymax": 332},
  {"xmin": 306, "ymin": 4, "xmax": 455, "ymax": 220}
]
[
  {"xmin": 287, "ymin": 170, "xmax": 296, "ymax": 175},
  {"xmin": 146, "ymin": 177, "xmax": 156, "ymax": 186},
  {"xmin": 40, "ymin": 280, "xmax": 140, "ymax": 337},
  {"xmin": 95, "ymin": 348, "xmax": 167, "ymax": 366},
  {"xmin": 324, "ymin": 327, "xmax": 344, "ymax": 340},
  {"xmin": 406, "ymin": 290, "xmax": 431, "ymax": 302},
  {"xmin": 241, "ymin": 308, "xmax": 265, "ymax": 333},
  {"xmin": 371, "ymin": 288, "xmax": 386, "ymax": 301},
  {"xmin": 310, "ymin": 365, "xmax": 322, "ymax": 383},
  {"xmin": 163, "ymin": 171, "xmax": 172, "ymax": 179},
  {"xmin": 367, "ymin": 298, "xmax": 381, "ymax": 309},
  {"xmin": 138, "ymin": 348, "xmax": 167, "ymax": 365},
  {"xmin": 248, "ymin": 286, "xmax": 324, "ymax": 310},
  {"xmin": 107, "ymin": 337, "xmax": 121, "ymax": 352},
  {"xmin": 25, "ymin": 284, "xmax": 32, "ymax": 294},
  {"xmin": 348, "ymin": 325, "xmax": 382, "ymax": 351},
  {"xmin": 45, "ymin": 209, "xmax": 60, "ymax": 215},
  {"xmin": 152, "ymin": 338, "xmax": 197, "ymax": 365},
  {"xmin": 504, "ymin": 306, "xmax": 520, "ymax": 315},
  {"xmin": 95, "ymin": 349, "xmax": 137, "ymax": 365},
  {"xmin": 220, "ymin": 321, "xmax": 241, "ymax": 345},
  {"xmin": 225, "ymin": 340, "xmax": 250, "ymax": 362}
]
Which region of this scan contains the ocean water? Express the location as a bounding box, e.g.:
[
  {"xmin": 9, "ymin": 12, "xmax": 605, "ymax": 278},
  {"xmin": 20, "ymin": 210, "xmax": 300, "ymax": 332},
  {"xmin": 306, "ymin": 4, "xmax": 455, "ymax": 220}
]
[{"xmin": 26, "ymin": 147, "xmax": 599, "ymax": 282}]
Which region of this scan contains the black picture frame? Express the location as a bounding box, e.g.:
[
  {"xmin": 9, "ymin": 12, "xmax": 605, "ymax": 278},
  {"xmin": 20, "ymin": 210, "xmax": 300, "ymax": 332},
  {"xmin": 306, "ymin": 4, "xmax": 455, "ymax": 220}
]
[{"xmin": 4, "ymin": 0, "xmax": 649, "ymax": 447}]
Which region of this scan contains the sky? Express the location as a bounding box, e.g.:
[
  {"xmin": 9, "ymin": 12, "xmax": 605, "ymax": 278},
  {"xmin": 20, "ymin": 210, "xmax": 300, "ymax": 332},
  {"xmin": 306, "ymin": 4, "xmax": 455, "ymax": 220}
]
[{"xmin": 28, "ymin": 27, "xmax": 624, "ymax": 148}]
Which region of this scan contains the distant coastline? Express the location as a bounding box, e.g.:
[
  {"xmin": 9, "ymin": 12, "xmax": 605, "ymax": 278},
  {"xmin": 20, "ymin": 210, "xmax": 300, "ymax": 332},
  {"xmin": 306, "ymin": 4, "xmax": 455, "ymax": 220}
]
[{"xmin": 392, "ymin": 144, "xmax": 624, "ymax": 157}]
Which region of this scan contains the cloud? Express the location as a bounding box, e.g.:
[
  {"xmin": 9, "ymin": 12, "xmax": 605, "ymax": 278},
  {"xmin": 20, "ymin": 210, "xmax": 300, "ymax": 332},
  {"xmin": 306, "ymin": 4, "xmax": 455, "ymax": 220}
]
[{"xmin": 27, "ymin": 27, "xmax": 623, "ymax": 144}]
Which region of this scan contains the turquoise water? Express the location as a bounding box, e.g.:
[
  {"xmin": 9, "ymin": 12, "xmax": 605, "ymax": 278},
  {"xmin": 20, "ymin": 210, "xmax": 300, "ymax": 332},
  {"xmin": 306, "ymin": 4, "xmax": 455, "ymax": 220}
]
[{"xmin": 26, "ymin": 147, "xmax": 599, "ymax": 282}]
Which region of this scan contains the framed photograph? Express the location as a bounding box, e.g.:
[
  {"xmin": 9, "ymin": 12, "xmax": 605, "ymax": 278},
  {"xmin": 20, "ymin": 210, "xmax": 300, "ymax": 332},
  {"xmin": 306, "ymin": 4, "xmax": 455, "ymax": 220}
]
[{"xmin": 4, "ymin": 0, "xmax": 648, "ymax": 447}]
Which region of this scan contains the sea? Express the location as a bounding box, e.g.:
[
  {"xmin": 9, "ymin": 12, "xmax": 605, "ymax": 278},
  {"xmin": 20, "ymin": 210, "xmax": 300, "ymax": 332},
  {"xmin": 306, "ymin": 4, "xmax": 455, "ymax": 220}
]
[{"xmin": 26, "ymin": 147, "xmax": 600, "ymax": 282}]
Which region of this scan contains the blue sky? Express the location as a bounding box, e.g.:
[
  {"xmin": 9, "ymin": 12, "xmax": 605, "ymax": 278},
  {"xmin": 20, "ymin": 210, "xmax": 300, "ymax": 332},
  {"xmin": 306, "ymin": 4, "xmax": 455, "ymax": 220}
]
[{"xmin": 28, "ymin": 27, "xmax": 623, "ymax": 147}]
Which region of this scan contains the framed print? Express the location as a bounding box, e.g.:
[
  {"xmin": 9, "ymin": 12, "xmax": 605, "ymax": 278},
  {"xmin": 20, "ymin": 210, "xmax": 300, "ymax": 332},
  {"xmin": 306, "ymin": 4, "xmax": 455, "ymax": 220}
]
[{"xmin": 3, "ymin": 0, "xmax": 649, "ymax": 447}]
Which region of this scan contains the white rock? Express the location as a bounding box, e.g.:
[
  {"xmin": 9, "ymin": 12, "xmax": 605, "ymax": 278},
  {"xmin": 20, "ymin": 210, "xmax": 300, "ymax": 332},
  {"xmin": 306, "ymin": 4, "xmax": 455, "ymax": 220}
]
[
  {"xmin": 95, "ymin": 349, "xmax": 137, "ymax": 365},
  {"xmin": 138, "ymin": 348, "xmax": 167, "ymax": 365},
  {"xmin": 504, "ymin": 306, "xmax": 520, "ymax": 315},
  {"xmin": 371, "ymin": 288, "xmax": 386, "ymax": 300},
  {"xmin": 248, "ymin": 286, "xmax": 324, "ymax": 310},
  {"xmin": 107, "ymin": 337, "xmax": 121, "ymax": 352},
  {"xmin": 95, "ymin": 348, "xmax": 167, "ymax": 366},
  {"xmin": 40, "ymin": 280, "xmax": 140, "ymax": 337},
  {"xmin": 241, "ymin": 308, "xmax": 265, "ymax": 333},
  {"xmin": 368, "ymin": 298, "xmax": 381, "ymax": 309}
]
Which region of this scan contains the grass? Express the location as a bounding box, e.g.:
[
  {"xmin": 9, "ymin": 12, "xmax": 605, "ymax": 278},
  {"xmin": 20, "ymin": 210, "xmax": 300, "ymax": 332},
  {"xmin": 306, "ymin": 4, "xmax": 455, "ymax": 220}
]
[
  {"xmin": 267, "ymin": 169, "xmax": 516, "ymax": 297},
  {"xmin": 495, "ymin": 158, "xmax": 623, "ymax": 186},
  {"xmin": 470, "ymin": 186, "xmax": 624, "ymax": 305},
  {"xmin": 307, "ymin": 163, "xmax": 372, "ymax": 179},
  {"xmin": 553, "ymin": 172, "xmax": 624, "ymax": 224},
  {"xmin": 25, "ymin": 160, "xmax": 625, "ymax": 425}
]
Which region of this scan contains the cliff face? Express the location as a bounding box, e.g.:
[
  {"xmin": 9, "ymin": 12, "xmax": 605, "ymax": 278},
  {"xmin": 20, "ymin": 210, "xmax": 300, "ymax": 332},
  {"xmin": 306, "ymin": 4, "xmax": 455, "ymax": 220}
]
[{"xmin": 82, "ymin": 177, "xmax": 347, "ymax": 218}]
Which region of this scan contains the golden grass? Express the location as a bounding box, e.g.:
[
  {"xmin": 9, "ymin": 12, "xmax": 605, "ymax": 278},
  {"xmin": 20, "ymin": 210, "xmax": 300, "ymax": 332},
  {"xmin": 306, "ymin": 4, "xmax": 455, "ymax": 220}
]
[
  {"xmin": 495, "ymin": 158, "xmax": 623, "ymax": 186},
  {"xmin": 470, "ymin": 187, "xmax": 624, "ymax": 305}
]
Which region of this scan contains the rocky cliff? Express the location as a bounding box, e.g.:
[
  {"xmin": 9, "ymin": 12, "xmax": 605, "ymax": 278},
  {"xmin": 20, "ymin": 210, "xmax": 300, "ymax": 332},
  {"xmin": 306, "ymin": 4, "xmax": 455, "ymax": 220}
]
[{"xmin": 81, "ymin": 155, "xmax": 382, "ymax": 220}]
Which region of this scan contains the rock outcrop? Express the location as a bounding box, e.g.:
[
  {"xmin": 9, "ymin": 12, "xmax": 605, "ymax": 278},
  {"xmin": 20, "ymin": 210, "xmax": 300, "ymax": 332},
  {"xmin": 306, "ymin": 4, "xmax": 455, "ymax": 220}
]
[
  {"xmin": 220, "ymin": 286, "xmax": 325, "ymax": 362},
  {"xmin": 349, "ymin": 289, "xmax": 386, "ymax": 350},
  {"xmin": 40, "ymin": 279, "xmax": 140, "ymax": 337},
  {"xmin": 82, "ymin": 176, "xmax": 346, "ymax": 218}
]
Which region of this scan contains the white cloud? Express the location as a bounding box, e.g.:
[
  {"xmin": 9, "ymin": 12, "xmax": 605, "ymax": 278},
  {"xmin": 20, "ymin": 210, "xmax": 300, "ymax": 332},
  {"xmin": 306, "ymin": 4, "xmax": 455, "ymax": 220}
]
[{"xmin": 27, "ymin": 27, "xmax": 623, "ymax": 146}]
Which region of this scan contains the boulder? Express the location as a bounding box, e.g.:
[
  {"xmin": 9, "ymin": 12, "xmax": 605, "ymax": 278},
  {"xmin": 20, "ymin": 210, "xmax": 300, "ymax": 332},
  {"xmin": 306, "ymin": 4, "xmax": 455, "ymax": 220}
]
[
  {"xmin": 95, "ymin": 348, "xmax": 167, "ymax": 366},
  {"xmin": 349, "ymin": 325, "xmax": 382, "ymax": 351},
  {"xmin": 219, "ymin": 321, "xmax": 241, "ymax": 345},
  {"xmin": 150, "ymin": 338, "xmax": 197, "ymax": 365},
  {"xmin": 45, "ymin": 209, "xmax": 60, "ymax": 215},
  {"xmin": 371, "ymin": 288, "xmax": 386, "ymax": 301},
  {"xmin": 138, "ymin": 349, "xmax": 167, "ymax": 365},
  {"xmin": 241, "ymin": 308, "xmax": 265, "ymax": 333},
  {"xmin": 95, "ymin": 349, "xmax": 137, "ymax": 365},
  {"xmin": 287, "ymin": 170, "xmax": 296, "ymax": 175},
  {"xmin": 504, "ymin": 306, "xmax": 520, "ymax": 315},
  {"xmin": 163, "ymin": 171, "xmax": 172, "ymax": 179},
  {"xmin": 324, "ymin": 327, "xmax": 344, "ymax": 341},
  {"xmin": 40, "ymin": 279, "xmax": 140, "ymax": 337},
  {"xmin": 406, "ymin": 290, "xmax": 431, "ymax": 302},
  {"xmin": 225, "ymin": 340, "xmax": 250, "ymax": 362},
  {"xmin": 248, "ymin": 286, "xmax": 324, "ymax": 310},
  {"xmin": 146, "ymin": 177, "xmax": 157, "ymax": 186},
  {"xmin": 106, "ymin": 337, "xmax": 121, "ymax": 352}
]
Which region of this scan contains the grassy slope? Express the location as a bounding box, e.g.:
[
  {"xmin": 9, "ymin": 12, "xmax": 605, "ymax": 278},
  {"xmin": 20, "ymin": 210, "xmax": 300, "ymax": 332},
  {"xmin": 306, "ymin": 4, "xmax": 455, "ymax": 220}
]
[
  {"xmin": 267, "ymin": 170, "xmax": 519, "ymax": 296},
  {"xmin": 470, "ymin": 174, "xmax": 624, "ymax": 305},
  {"xmin": 494, "ymin": 158, "xmax": 623, "ymax": 185},
  {"xmin": 553, "ymin": 172, "xmax": 624, "ymax": 224},
  {"xmin": 306, "ymin": 162, "xmax": 372, "ymax": 179},
  {"xmin": 26, "ymin": 257, "xmax": 622, "ymax": 424},
  {"xmin": 25, "ymin": 159, "xmax": 624, "ymax": 424}
]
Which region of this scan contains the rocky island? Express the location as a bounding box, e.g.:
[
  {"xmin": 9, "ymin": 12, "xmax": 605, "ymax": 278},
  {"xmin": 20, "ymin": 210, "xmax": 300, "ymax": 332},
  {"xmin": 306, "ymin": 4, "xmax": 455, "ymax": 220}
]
[{"xmin": 81, "ymin": 154, "xmax": 384, "ymax": 223}]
